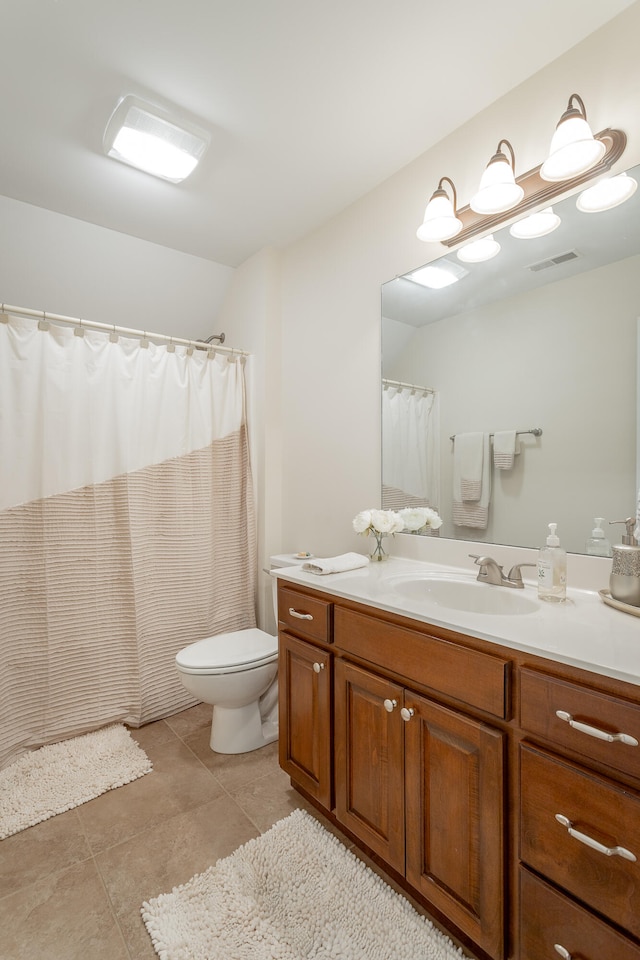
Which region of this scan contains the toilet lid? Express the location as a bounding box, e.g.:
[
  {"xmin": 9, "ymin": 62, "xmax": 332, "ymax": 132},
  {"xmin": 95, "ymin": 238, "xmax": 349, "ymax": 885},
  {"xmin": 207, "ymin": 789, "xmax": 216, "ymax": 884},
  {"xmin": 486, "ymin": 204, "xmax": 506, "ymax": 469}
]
[{"xmin": 175, "ymin": 628, "xmax": 278, "ymax": 673}]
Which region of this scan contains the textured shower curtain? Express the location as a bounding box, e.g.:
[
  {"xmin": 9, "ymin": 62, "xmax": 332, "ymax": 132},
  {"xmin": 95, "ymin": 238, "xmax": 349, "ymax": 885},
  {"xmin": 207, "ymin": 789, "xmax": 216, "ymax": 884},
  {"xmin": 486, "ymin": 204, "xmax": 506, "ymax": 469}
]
[
  {"xmin": 0, "ymin": 315, "xmax": 256, "ymax": 769},
  {"xmin": 382, "ymin": 385, "xmax": 440, "ymax": 512}
]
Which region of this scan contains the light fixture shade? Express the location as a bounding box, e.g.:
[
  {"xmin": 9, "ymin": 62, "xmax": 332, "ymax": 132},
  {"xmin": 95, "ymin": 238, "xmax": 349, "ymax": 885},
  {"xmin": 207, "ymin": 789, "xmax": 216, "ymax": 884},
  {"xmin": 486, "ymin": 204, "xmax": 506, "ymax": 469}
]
[
  {"xmin": 576, "ymin": 173, "xmax": 638, "ymax": 212},
  {"xmin": 103, "ymin": 96, "xmax": 209, "ymax": 183},
  {"xmin": 470, "ymin": 142, "xmax": 524, "ymax": 215},
  {"xmin": 509, "ymin": 207, "xmax": 561, "ymax": 239},
  {"xmin": 457, "ymin": 235, "xmax": 501, "ymax": 263},
  {"xmin": 540, "ymin": 95, "xmax": 605, "ymax": 182},
  {"xmin": 417, "ymin": 177, "xmax": 462, "ymax": 242}
]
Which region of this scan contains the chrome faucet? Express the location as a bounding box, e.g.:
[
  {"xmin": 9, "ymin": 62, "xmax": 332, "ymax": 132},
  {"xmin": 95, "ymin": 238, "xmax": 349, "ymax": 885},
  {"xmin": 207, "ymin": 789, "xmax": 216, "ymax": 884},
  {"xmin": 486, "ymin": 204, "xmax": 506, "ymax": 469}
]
[{"xmin": 469, "ymin": 554, "xmax": 536, "ymax": 589}]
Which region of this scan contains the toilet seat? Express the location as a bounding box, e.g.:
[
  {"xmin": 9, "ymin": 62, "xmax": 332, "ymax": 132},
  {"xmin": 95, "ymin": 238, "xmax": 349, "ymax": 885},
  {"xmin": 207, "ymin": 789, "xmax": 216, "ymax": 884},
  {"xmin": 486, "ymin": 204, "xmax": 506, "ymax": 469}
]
[{"xmin": 176, "ymin": 628, "xmax": 278, "ymax": 676}]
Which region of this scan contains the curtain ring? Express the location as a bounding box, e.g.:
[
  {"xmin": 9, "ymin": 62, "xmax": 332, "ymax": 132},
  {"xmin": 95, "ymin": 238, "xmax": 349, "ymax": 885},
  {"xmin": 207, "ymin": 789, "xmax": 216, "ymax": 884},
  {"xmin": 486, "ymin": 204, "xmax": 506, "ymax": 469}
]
[
  {"xmin": 140, "ymin": 330, "xmax": 149, "ymax": 349},
  {"xmin": 38, "ymin": 310, "xmax": 50, "ymax": 332},
  {"xmin": 167, "ymin": 336, "xmax": 176, "ymax": 354},
  {"xmin": 0, "ymin": 303, "xmax": 8, "ymax": 324},
  {"xmin": 109, "ymin": 323, "xmax": 118, "ymax": 343},
  {"xmin": 74, "ymin": 317, "xmax": 85, "ymax": 337}
]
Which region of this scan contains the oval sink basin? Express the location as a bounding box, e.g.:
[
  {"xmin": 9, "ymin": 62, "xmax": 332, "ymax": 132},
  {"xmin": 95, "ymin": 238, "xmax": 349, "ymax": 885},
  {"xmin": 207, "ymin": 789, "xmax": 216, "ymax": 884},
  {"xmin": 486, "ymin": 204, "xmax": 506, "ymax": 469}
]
[{"xmin": 386, "ymin": 576, "xmax": 539, "ymax": 616}]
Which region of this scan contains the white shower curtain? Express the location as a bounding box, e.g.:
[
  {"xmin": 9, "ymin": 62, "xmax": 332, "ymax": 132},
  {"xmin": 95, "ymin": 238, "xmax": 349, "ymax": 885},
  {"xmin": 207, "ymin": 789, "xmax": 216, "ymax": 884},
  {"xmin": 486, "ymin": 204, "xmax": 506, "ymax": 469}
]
[
  {"xmin": 382, "ymin": 385, "xmax": 440, "ymax": 511},
  {"xmin": 0, "ymin": 315, "xmax": 256, "ymax": 768}
]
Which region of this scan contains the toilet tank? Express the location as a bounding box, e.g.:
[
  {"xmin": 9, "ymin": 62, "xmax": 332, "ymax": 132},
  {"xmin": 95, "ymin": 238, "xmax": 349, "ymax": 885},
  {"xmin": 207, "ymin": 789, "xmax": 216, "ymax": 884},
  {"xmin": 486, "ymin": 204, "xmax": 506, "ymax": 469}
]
[{"xmin": 268, "ymin": 554, "xmax": 310, "ymax": 623}]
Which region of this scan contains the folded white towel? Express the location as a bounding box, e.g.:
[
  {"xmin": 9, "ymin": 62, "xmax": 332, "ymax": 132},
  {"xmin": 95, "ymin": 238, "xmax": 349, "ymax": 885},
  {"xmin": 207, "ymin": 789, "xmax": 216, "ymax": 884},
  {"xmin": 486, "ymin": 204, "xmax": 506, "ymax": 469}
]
[
  {"xmin": 302, "ymin": 553, "xmax": 370, "ymax": 575},
  {"xmin": 452, "ymin": 433, "xmax": 492, "ymax": 529},
  {"xmin": 454, "ymin": 433, "xmax": 484, "ymax": 502},
  {"xmin": 493, "ymin": 430, "xmax": 520, "ymax": 470}
]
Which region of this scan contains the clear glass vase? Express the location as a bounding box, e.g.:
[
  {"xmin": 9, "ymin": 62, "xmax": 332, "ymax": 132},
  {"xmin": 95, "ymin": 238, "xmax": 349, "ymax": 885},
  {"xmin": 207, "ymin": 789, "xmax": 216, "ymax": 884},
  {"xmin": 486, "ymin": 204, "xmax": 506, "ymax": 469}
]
[{"xmin": 369, "ymin": 532, "xmax": 388, "ymax": 561}]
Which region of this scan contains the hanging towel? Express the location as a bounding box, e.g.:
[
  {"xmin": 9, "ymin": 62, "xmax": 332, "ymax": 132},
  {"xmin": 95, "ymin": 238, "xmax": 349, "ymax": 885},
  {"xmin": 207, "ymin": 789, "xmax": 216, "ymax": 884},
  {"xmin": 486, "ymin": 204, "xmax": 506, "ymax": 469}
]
[
  {"xmin": 302, "ymin": 553, "xmax": 370, "ymax": 575},
  {"xmin": 453, "ymin": 432, "xmax": 484, "ymax": 502},
  {"xmin": 493, "ymin": 430, "xmax": 520, "ymax": 470},
  {"xmin": 452, "ymin": 433, "xmax": 492, "ymax": 529}
]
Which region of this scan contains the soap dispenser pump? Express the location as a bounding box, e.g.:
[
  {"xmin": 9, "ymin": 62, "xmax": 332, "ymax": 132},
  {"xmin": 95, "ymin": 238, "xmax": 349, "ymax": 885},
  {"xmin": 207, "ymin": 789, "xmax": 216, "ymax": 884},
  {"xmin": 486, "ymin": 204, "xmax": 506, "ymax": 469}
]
[
  {"xmin": 586, "ymin": 518, "xmax": 612, "ymax": 557},
  {"xmin": 609, "ymin": 518, "xmax": 640, "ymax": 607},
  {"xmin": 537, "ymin": 522, "xmax": 567, "ymax": 603}
]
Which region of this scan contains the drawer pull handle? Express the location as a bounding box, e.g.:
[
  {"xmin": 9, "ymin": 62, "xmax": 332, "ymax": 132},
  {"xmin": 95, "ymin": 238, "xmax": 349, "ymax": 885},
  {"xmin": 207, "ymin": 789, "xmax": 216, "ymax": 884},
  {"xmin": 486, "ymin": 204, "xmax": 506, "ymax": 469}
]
[
  {"xmin": 554, "ymin": 946, "xmax": 571, "ymax": 960},
  {"xmin": 400, "ymin": 707, "xmax": 414, "ymax": 722},
  {"xmin": 289, "ymin": 607, "xmax": 314, "ymax": 621},
  {"xmin": 555, "ymin": 813, "xmax": 637, "ymax": 862},
  {"xmin": 383, "ymin": 698, "xmax": 397, "ymax": 713},
  {"xmin": 312, "ymin": 661, "xmax": 325, "ymax": 673},
  {"xmin": 555, "ymin": 710, "xmax": 638, "ymax": 746}
]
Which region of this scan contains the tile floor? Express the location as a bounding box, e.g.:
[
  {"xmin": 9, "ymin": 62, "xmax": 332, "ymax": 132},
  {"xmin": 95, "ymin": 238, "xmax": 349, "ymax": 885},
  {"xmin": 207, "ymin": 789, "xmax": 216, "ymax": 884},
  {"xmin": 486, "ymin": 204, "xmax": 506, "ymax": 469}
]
[{"xmin": 0, "ymin": 703, "xmax": 320, "ymax": 960}]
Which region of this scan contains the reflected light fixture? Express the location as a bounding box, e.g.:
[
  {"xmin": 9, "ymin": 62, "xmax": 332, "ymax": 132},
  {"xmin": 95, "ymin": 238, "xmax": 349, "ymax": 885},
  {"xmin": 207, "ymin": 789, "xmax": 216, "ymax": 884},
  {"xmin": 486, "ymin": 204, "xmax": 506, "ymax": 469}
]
[
  {"xmin": 540, "ymin": 93, "xmax": 606, "ymax": 182},
  {"xmin": 576, "ymin": 172, "xmax": 638, "ymax": 212},
  {"xmin": 405, "ymin": 260, "xmax": 468, "ymax": 289},
  {"xmin": 509, "ymin": 207, "xmax": 561, "ymax": 239},
  {"xmin": 417, "ymin": 176, "xmax": 463, "ymax": 242},
  {"xmin": 457, "ymin": 234, "xmax": 501, "ymax": 263},
  {"xmin": 103, "ymin": 95, "xmax": 210, "ymax": 183},
  {"xmin": 470, "ymin": 140, "xmax": 524, "ymax": 215}
]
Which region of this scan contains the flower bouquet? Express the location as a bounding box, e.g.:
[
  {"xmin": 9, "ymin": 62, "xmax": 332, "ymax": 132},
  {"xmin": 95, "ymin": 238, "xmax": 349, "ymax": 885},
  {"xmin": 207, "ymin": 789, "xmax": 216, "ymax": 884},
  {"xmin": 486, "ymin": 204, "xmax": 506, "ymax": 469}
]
[{"xmin": 353, "ymin": 506, "xmax": 442, "ymax": 561}]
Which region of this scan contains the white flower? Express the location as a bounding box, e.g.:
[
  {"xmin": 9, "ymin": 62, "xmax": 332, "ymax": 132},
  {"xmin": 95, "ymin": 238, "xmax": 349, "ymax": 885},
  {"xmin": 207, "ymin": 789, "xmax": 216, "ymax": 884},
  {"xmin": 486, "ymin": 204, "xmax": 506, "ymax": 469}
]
[
  {"xmin": 398, "ymin": 507, "xmax": 443, "ymax": 532},
  {"xmin": 352, "ymin": 510, "xmax": 372, "ymax": 534}
]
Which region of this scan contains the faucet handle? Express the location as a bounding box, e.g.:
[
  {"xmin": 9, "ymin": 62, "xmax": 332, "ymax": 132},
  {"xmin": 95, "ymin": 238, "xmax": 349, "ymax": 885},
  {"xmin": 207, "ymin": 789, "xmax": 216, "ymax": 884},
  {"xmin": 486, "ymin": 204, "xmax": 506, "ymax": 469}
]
[{"xmin": 507, "ymin": 562, "xmax": 536, "ymax": 585}]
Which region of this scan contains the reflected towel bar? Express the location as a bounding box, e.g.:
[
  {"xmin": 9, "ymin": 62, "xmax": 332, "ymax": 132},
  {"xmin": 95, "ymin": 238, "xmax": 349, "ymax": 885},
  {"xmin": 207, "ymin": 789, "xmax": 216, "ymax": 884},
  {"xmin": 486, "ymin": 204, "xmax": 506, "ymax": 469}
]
[{"xmin": 449, "ymin": 428, "xmax": 543, "ymax": 441}]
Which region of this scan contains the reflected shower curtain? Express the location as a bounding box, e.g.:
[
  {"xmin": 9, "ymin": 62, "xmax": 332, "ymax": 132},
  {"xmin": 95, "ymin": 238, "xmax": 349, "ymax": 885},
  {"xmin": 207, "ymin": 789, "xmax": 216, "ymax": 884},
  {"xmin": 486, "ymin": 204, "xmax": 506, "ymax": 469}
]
[
  {"xmin": 0, "ymin": 316, "xmax": 256, "ymax": 768},
  {"xmin": 382, "ymin": 385, "xmax": 440, "ymax": 512}
]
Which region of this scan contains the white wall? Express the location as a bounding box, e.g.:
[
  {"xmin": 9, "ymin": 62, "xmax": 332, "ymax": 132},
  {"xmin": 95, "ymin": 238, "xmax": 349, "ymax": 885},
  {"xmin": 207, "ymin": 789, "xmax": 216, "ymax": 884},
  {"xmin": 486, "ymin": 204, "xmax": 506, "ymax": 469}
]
[
  {"xmin": 271, "ymin": 3, "xmax": 640, "ymax": 585},
  {"xmin": 0, "ymin": 195, "xmax": 233, "ymax": 339}
]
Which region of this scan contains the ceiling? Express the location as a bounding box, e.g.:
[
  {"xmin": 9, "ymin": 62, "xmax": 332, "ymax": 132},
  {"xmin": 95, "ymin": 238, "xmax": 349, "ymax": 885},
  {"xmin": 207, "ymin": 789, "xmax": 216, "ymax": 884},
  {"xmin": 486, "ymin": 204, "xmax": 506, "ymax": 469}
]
[{"xmin": 1, "ymin": 1, "xmax": 635, "ymax": 268}]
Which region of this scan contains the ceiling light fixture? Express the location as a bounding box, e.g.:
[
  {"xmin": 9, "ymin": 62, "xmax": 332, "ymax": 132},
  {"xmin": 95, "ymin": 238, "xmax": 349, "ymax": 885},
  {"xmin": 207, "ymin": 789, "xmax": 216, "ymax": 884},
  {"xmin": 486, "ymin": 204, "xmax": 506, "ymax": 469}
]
[
  {"xmin": 103, "ymin": 95, "xmax": 209, "ymax": 183},
  {"xmin": 416, "ymin": 177, "xmax": 463, "ymax": 243},
  {"xmin": 576, "ymin": 172, "xmax": 638, "ymax": 212},
  {"xmin": 470, "ymin": 140, "xmax": 524, "ymax": 215},
  {"xmin": 509, "ymin": 207, "xmax": 561, "ymax": 239},
  {"xmin": 540, "ymin": 93, "xmax": 606, "ymax": 182},
  {"xmin": 457, "ymin": 235, "xmax": 501, "ymax": 263},
  {"xmin": 405, "ymin": 260, "xmax": 469, "ymax": 289}
]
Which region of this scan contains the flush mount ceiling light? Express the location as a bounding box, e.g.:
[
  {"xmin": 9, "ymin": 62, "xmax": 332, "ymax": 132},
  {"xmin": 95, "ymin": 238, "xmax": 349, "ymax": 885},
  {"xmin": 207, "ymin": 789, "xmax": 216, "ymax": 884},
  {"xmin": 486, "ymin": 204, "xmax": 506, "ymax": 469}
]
[
  {"xmin": 509, "ymin": 207, "xmax": 561, "ymax": 239},
  {"xmin": 470, "ymin": 140, "xmax": 524, "ymax": 215},
  {"xmin": 576, "ymin": 172, "xmax": 638, "ymax": 212},
  {"xmin": 103, "ymin": 96, "xmax": 210, "ymax": 183},
  {"xmin": 457, "ymin": 234, "xmax": 501, "ymax": 263},
  {"xmin": 540, "ymin": 94, "xmax": 606, "ymax": 183},
  {"xmin": 405, "ymin": 259, "xmax": 468, "ymax": 289},
  {"xmin": 416, "ymin": 177, "xmax": 463, "ymax": 243}
]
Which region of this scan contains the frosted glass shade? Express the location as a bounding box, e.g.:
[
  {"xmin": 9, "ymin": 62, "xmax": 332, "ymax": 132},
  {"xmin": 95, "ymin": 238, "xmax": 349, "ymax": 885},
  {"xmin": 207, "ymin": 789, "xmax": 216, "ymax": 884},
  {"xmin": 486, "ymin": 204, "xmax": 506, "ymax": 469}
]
[
  {"xmin": 540, "ymin": 116, "xmax": 605, "ymax": 182},
  {"xmin": 470, "ymin": 158, "xmax": 524, "ymax": 215},
  {"xmin": 576, "ymin": 173, "xmax": 638, "ymax": 212},
  {"xmin": 457, "ymin": 235, "xmax": 501, "ymax": 262},
  {"xmin": 417, "ymin": 194, "xmax": 463, "ymax": 242},
  {"xmin": 509, "ymin": 207, "xmax": 561, "ymax": 239}
]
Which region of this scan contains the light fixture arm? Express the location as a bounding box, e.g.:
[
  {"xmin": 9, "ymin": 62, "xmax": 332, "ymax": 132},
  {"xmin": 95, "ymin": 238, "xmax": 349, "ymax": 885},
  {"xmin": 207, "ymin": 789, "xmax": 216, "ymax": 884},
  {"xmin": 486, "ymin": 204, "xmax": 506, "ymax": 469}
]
[
  {"xmin": 493, "ymin": 139, "xmax": 516, "ymax": 171},
  {"xmin": 434, "ymin": 175, "xmax": 458, "ymax": 211},
  {"xmin": 559, "ymin": 93, "xmax": 588, "ymax": 125}
]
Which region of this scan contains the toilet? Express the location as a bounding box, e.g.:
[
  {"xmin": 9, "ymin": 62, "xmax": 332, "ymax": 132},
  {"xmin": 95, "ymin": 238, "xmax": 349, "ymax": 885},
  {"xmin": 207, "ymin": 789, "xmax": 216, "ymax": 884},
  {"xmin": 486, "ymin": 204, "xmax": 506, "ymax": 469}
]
[{"xmin": 175, "ymin": 554, "xmax": 303, "ymax": 754}]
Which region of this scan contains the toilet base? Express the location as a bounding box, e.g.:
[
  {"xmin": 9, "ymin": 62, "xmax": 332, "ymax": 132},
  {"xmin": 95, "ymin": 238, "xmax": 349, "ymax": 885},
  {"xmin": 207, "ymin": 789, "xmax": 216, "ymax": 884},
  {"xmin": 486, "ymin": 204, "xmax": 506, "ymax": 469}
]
[{"xmin": 209, "ymin": 701, "xmax": 279, "ymax": 754}]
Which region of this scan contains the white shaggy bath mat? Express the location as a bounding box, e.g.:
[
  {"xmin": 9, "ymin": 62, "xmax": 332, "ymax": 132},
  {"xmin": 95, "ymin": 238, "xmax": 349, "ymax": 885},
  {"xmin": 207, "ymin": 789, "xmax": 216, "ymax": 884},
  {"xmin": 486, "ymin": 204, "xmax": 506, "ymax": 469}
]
[
  {"xmin": 0, "ymin": 723, "xmax": 152, "ymax": 839},
  {"xmin": 142, "ymin": 808, "xmax": 470, "ymax": 960}
]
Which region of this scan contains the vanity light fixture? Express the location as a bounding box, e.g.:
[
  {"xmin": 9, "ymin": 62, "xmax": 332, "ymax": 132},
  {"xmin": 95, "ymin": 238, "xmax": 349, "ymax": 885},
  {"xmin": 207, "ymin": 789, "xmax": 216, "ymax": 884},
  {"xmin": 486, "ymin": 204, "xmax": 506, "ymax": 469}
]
[
  {"xmin": 416, "ymin": 177, "xmax": 463, "ymax": 243},
  {"xmin": 457, "ymin": 234, "xmax": 501, "ymax": 263},
  {"xmin": 509, "ymin": 207, "xmax": 561, "ymax": 239},
  {"xmin": 103, "ymin": 95, "xmax": 210, "ymax": 183},
  {"xmin": 540, "ymin": 94, "xmax": 606, "ymax": 183},
  {"xmin": 576, "ymin": 172, "xmax": 638, "ymax": 212},
  {"xmin": 470, "ymin": 140, "xmax": 524, "ymax": 215}
]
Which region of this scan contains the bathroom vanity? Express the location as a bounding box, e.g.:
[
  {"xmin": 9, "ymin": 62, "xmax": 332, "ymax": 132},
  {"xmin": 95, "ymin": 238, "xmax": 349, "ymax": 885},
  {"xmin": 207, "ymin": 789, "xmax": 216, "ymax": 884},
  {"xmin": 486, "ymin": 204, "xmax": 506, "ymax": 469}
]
[{"xmin": 275, "ymin": 558, "xmax": 640, "ymax": 960}]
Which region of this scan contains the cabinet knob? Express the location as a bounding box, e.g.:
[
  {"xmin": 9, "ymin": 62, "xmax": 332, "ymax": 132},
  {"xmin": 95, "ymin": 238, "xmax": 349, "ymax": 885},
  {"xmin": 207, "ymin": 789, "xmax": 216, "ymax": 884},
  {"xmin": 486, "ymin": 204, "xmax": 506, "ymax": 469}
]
[
  {"xmin": 383, "ymin": 698, "xmax": 397, "ymax": 713},
  {"xmin": 555, "ymin": 709, "xmax": 638, "ymax": 746},
  {"xmin": 289, "ymin": 607, "xmax": 314, "ymax": 621},
  {"xmin": 555, "ymin": 813, "xmax": 636, "ymax": 862},
  {"xmin": 312, "ymin": 661, "xmax": 325, "ymax": 673},
  {"xmin": 400, "ymin": 707, "xmax": 414, "ymax": 722},
  {"xmin": 554, "ymin": 946, "xmax": 572, "ymax": 960}
]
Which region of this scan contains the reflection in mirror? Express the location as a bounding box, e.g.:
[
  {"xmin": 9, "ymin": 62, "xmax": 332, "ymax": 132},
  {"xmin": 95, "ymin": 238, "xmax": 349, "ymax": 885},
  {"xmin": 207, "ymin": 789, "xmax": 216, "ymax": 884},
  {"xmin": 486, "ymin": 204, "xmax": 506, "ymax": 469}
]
[{"xmin": 382, "ymin": 163, "xmax": 640, "ymax": 555}]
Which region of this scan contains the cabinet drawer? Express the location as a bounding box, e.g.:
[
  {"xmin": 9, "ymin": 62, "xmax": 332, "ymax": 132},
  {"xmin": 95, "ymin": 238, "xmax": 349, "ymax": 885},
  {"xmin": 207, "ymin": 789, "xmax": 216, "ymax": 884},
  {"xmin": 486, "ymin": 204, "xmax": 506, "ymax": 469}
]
[
  {"xmin": 520, "ymin": 667, "xmax": 640, "ymax": 780},
  {"xmin": 520, "ymin": 743, "xmax": 640, "ymax": 938},
  {"xmin": 520, "ymin": 867, "xmax": 640, "ymax": 960},
  {"xmin": 278, "ymin": 586, "xmax": 333, "ymax": 644},
  {"xmin": 335, "ymin": 606, "xmax": 509, "ymax": 718}
]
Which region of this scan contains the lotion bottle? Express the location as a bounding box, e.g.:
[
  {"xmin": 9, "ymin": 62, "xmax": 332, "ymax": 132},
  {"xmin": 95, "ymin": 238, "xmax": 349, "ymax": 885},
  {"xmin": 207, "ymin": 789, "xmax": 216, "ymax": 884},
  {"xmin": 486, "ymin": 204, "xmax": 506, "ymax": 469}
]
[
  {"xmin": 586, "ymin": 518, "xmax": 612, "ymax": 557},
  {"xmin": 537, "ymin": 522, "xmax": 567, "ymax": 602}
]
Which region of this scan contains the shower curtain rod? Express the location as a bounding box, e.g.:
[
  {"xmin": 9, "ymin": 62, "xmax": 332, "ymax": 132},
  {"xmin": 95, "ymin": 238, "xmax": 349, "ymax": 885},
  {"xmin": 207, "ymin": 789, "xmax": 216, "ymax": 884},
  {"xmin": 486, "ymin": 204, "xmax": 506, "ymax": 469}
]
[
  {"xmin": 0, "ymin": 302, "xmax": 248, "ymax": 357},
  {"xmin": 382, "ymin": 377, "xmax": 435, "ymax": 394}
]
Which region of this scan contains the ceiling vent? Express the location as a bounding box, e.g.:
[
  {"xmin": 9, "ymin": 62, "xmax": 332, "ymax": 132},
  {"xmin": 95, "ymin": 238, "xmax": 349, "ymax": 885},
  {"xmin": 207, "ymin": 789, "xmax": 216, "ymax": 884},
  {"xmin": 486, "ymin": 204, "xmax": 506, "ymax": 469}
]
[{"xmin": 527, "ymin": 249, "xmax": 580, "ymax": 272}]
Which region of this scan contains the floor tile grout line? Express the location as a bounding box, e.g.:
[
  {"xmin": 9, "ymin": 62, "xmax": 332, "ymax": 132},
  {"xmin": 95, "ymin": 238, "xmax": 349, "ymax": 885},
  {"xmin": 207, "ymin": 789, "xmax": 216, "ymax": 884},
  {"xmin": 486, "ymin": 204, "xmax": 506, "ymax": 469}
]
[{"xmin": 91, "ymin": 851, "xmax": 136, "ymax": 960}]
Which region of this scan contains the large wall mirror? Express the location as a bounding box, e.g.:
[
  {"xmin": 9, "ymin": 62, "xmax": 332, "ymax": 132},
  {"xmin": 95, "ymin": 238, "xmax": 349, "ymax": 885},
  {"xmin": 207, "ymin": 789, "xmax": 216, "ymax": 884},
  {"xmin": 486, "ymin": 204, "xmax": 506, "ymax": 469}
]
[{"xmin": 382, "ymin": 162, "xmax": 640, "ymax": 555}]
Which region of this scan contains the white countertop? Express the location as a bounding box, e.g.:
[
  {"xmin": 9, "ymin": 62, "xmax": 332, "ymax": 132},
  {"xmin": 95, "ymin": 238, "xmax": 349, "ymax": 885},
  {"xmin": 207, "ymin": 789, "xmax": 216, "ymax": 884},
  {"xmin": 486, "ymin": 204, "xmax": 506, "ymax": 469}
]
[{"xmin": 273, "ymin": 555, "xmax": 640, "ymax": 687}]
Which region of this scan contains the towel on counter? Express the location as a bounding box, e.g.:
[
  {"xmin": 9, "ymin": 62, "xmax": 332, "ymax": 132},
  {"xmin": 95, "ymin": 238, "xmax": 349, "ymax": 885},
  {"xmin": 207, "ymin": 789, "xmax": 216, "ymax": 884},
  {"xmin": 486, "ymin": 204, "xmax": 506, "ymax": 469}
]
[
  {"xmin": 452, "ymin": 433, "xmax": 492, "ymax": 529},
  {"xmin": 453, "ymin": 432, "xmax": 484, "ymax": 501},
  {"xmin": 493, "ymin": 430, "xmax": 520, "ymax": 470},
  {"xmin": 302, "ymin": 553, "xmax": 370, "ymax": 575}
]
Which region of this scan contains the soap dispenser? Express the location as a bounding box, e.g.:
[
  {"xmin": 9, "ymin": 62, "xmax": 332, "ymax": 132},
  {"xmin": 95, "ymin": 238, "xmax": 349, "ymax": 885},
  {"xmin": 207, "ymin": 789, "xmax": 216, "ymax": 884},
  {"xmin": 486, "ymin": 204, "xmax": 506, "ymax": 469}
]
[
  {"xmin": 609, "ymin": 518, "xmax": 640, "ymax": 607},
  {"xmin": 537, "ymin": 523, "xmax": 567, "ymax": 603},
  {"xmin": 586, "ymin": 518, "xmax": 612, "ymax": 557}
]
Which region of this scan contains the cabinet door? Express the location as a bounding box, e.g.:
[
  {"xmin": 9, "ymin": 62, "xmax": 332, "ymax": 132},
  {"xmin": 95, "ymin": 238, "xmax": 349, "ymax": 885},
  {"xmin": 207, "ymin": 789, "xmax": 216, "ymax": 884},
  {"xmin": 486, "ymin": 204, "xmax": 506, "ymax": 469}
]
[
  {"xmin": 278, "ymin": 631, "xmax": 332, "ymax": 809},
  {"xmin": 405, "ymin": 692, "xmax": 505, "ymax": 960},
  {"xmin": 334, "ymin": 658, "xmax": 405, "ymax": 872}
]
